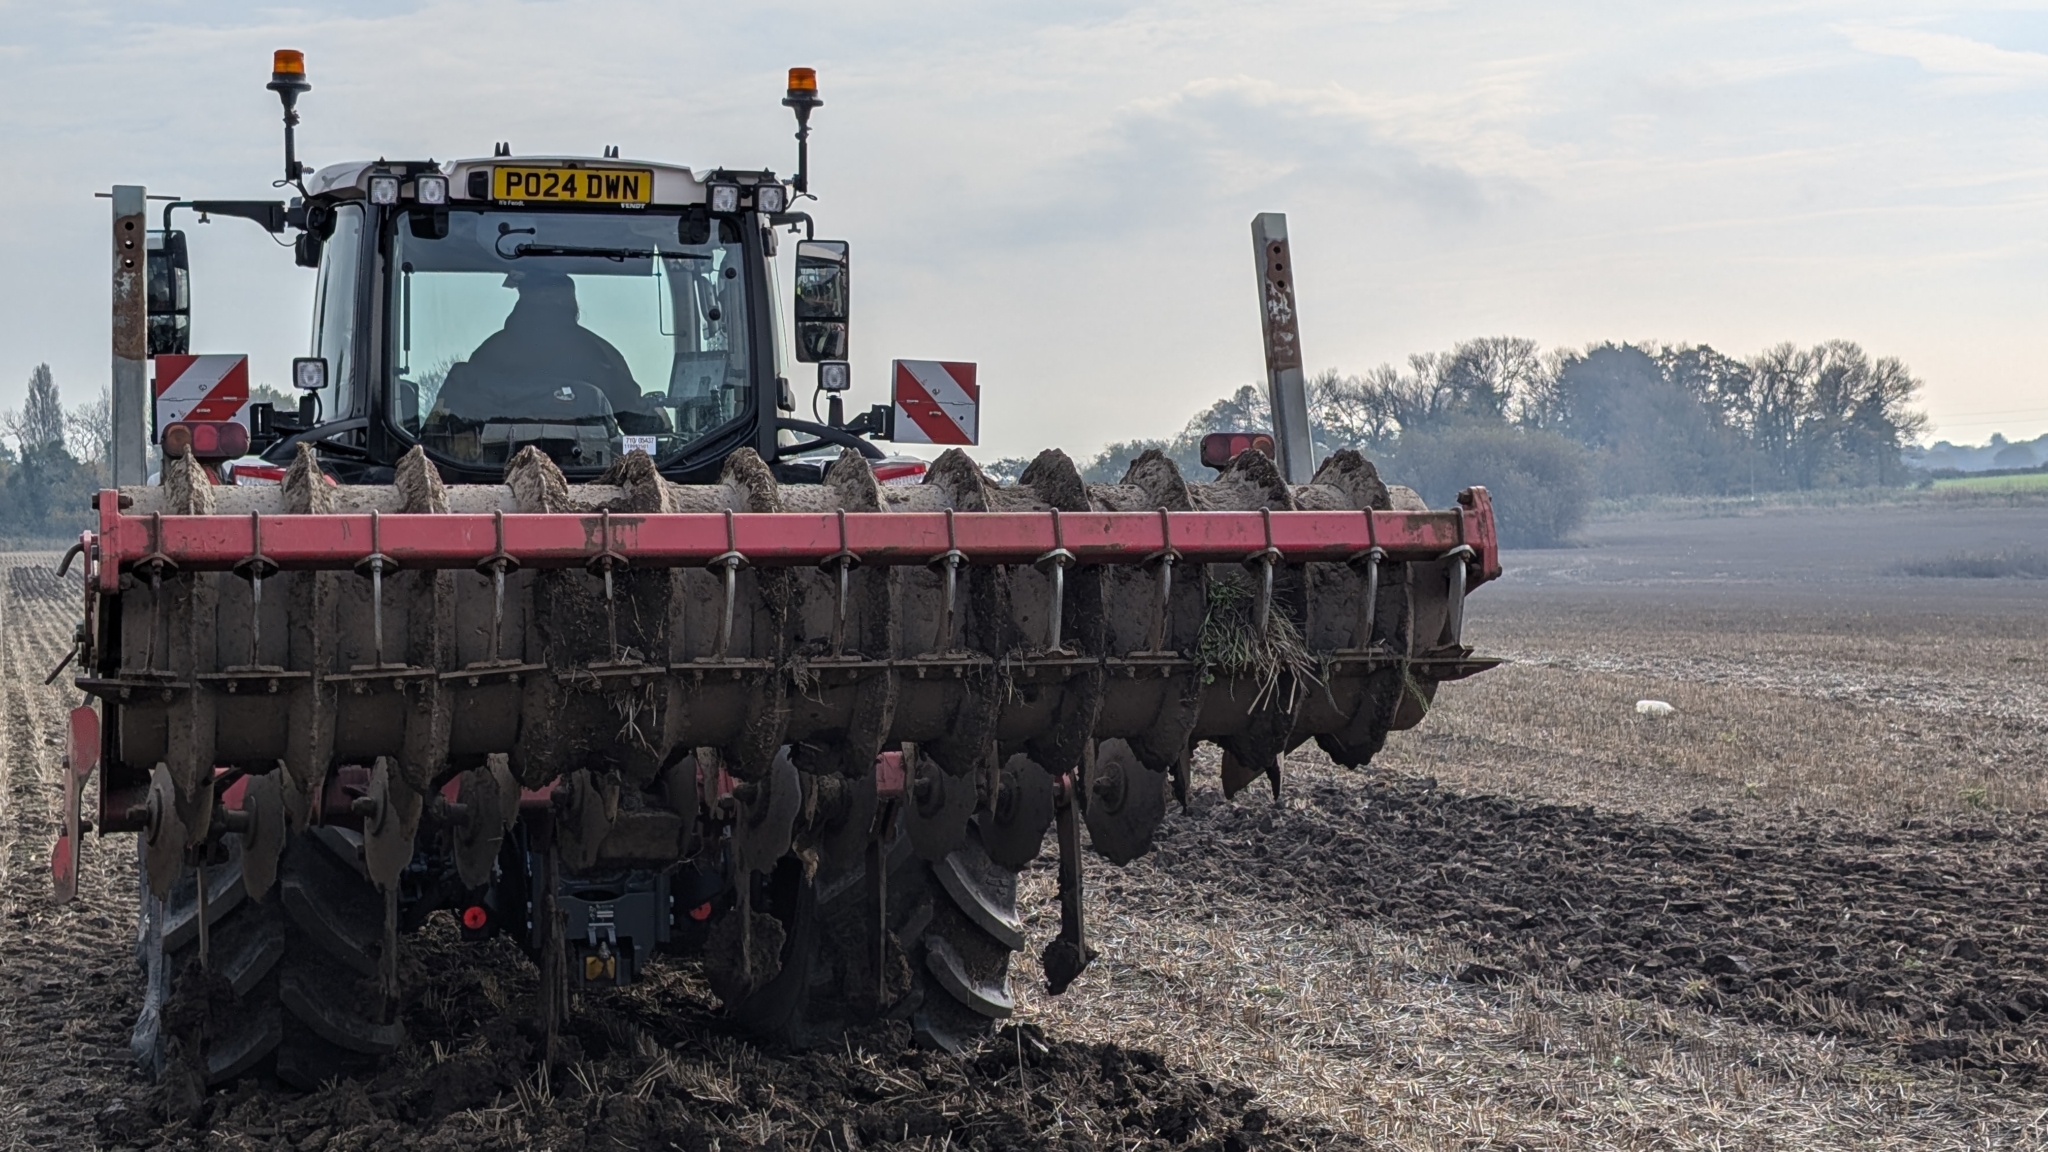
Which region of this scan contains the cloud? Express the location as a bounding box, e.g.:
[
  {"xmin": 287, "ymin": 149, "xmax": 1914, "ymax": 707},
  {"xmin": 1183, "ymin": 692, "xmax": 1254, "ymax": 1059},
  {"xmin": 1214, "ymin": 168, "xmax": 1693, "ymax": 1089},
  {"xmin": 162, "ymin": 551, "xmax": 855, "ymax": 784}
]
[
  {"xmin": 995, "ymin": 75, "xmax": 1501, "ymax": 245},
  {"xmin": 1840, "ymin": 23, "xmax": 2048, "ymax": 92}
]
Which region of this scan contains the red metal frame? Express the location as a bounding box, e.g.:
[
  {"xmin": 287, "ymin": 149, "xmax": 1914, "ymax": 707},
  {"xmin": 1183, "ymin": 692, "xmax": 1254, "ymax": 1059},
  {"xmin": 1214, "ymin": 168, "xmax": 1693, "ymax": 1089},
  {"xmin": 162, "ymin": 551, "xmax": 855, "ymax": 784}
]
[{"xmin": 93, "ymin": 487, "xmax": 1499, "ymax": 590}]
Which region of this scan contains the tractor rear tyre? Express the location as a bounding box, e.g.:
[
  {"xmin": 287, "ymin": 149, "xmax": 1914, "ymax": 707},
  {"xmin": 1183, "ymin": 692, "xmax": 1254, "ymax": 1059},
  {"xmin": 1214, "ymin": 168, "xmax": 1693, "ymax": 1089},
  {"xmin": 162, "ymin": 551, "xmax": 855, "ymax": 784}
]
[
  {"xmin": 132, "ymin": 826, "xmax": 404, "ymax": 1099},
  {"xmin": 730, "ymin": 821, "xmax": 1024, "ymax": 1052}
]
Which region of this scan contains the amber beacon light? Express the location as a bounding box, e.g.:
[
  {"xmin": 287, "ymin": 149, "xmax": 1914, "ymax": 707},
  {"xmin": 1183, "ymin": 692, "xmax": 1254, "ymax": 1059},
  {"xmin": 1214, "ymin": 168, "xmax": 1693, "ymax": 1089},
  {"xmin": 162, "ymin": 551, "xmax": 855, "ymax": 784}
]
[{"xmin": 782, "ymin": 67, "xmax": 822, "ymax": 194}]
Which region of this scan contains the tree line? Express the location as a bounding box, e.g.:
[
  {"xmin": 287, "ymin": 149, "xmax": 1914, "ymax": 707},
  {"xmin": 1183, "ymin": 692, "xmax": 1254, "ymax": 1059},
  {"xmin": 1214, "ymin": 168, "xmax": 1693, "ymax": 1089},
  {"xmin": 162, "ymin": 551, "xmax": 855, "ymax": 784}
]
[
  {"xmin": 996, "ymin": 337, "xmax": 1928, "ymax": 546},
  {"xmin": 0, "ymin": 364, "xmax": 109, "ymax": 541}
]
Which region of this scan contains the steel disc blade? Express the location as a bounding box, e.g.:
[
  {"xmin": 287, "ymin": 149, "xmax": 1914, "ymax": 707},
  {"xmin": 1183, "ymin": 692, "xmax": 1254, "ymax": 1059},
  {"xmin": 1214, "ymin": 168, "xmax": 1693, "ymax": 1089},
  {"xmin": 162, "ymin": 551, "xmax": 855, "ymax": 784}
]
[
  {"xmin": 816, "ymin": 770, "xmax": 879, "ymax": 875},
  {"xmin": 489, "ymin": 753, "xmax": 520, "ymax": 829},
  {"xmin": 978, "ymin": 753, "xmax": 1055, "ymax": 870},
  {"xmin": 144, "ymin": 763, "xmax": 185, "ymax": 900},
  {"xmin": 241, "ymin": 772, "xmax": 286, "ymax": 901},
  {"xmin": 452, "ymin": 764, "xmax": 507, "ymax": 890},
  {"xmin": 1085, "ymin": 738, "xmax": 1167, "ymax": 865},
  {"xmin": 733, "ymin": 747, "xmax": 800, "ymax": 878},
  {"xmin": 905, "ymin": 752, "xmax": 975, "ymax": 862},
  {"xmin": 362, "ymin": 758, "xmax": 418, "ymax": 890}
]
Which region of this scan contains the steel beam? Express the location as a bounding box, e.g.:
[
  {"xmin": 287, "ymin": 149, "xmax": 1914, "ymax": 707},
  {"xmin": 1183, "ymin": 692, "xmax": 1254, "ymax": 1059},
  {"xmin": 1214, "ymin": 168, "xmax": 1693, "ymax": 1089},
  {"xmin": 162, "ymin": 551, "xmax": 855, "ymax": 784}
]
[
  {"xmin": 1251, "ymin": 212, "xmax": 1314, "ymax": 485},
  {"xmin": 110, "ymin": 186, "xmax": 150, "ymax": 487},
  {"xmin": 94, "ymin": 496, "xmax": 1500, "ymax": 590}
]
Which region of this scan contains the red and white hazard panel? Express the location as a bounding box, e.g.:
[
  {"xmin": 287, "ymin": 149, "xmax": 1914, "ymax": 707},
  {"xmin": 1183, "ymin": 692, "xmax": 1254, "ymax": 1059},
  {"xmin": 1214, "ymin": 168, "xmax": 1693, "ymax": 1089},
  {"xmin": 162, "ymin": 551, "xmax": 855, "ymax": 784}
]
[
  {"xmin": 153, "ymin": 354, "xmax": 250, "ymax": 435},
  {"xmin": 891, "ymin": 360, "xmax": 978, "ymax": 445}
]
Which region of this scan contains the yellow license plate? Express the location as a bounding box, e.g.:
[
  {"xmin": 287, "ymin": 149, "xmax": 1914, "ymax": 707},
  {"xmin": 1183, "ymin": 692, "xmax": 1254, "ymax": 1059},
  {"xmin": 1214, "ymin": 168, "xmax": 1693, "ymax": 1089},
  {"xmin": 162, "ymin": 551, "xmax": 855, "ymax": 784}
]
[{"xmin": 493, "ymin": 166, "xmax": 654, "ymax": 204}]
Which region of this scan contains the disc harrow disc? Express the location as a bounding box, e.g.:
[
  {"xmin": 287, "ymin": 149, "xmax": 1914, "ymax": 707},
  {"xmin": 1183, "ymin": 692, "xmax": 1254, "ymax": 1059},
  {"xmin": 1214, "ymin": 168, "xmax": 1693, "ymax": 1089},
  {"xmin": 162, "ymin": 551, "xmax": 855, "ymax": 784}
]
[
  {"xmin": 452, "ymin": 757, "xmax": 516, "ymax": 890},
  {"xmin": 361, "ymin": 758, "xmax": 415, "ymax": 891},
  {"xmin": 733, "ymin": 747, "xmax": 800, "ymax": 879},
  {"xmin": 143, "ymin": 763, "xmax": 186, "ymax": 900},
  {"xmin": 815, "ymin": 771, "xmax": 879, "ymax": 875},
  {"xmin": 978, "ymin": 753, "xmax": 1055, "ymax": 869},
  {"xmin": 240, "ymin": 772, "xmax": 286, "ymax": 901},
  {"xmin": 905, "ymin": 750, "xmax": 976, "ymax": 862},
  {"xmin": 1084, "ymin": 738, "xmax": 1167, "ymax": 865}
]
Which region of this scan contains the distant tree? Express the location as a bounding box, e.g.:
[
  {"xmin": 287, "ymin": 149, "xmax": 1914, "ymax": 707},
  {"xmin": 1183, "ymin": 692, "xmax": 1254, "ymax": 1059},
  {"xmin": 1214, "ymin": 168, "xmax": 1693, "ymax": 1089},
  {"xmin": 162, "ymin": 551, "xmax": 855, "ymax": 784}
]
[
  {"xmin": 1546, "ymin": 344, "xmax": 1750, "ymax": 496},
  {"xmin": 1080, "ymin": 439, "xmax": 1179, "ymax": 484},
  {"xmin": 0, "ymin": 364, "xmax": 98, "ymax": 538},
  {"xmin": 66, "ymin": 388, "xmax": 110, "ymax": 480},
  {"xmin": 1387, "ymin": 424, "xmax": 1591, "ymax": 546},
  {"xmin": 23, "ymin": 363, "xmax": 65, "ymax": 450},
  {"xmin": 980, "ymin": 457, "xmax": 1031, "ymax": 485}
]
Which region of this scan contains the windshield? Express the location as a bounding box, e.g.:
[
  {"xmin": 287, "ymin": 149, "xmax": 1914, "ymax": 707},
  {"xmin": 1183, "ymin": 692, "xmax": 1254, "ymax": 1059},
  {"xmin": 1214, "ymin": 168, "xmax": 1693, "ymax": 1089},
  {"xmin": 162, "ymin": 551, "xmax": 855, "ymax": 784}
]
[{"xmin": 391, "ymin": 209, "xmax": 752, "ymax": 469}]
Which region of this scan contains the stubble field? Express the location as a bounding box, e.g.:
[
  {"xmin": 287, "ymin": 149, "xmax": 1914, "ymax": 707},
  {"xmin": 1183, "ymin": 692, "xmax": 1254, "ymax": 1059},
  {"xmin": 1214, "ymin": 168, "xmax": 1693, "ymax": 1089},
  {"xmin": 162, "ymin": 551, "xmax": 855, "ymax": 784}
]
[{"xmin": 1, "ymin": 495, "xmax": 2045, "ymax": 1150}]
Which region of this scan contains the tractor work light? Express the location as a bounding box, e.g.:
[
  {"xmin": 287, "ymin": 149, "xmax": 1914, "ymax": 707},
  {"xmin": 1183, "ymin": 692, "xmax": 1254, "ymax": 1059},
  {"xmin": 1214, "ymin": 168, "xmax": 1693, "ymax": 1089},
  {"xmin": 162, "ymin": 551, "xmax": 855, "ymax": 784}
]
[
  {"xmin": 368, "ymin": 174, "xmax": 400, "ymax": 205},
  {"xmin": 415, "ymin": 174, "xmax": 448, "ymax": 205},
  {"xmin": 706, "ymin": 181, "xmax": 742, "ymax": 215},
  {"xmin": 292, "ymin": 356, "xmax": 329, "ymax": 391},
  {"xmin": 161, "ymin": 420, "xmax": 251, "ymax": 461},
  {"xmin": 756, "ymin": 182, "xmax": 788, "ymax": 214},
  {"xmin": 818, "ymin": 360, "xmax": 851, "ymax": 392}
]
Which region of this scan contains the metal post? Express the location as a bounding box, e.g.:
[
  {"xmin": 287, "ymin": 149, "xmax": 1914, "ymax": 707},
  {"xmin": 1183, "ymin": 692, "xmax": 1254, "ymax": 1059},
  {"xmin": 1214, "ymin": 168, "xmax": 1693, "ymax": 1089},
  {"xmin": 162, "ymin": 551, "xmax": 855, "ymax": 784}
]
[
  {"xmin": 111, "ymin": 186, "xmax": 151, "ymax": 487},
  {"xmin": 1251, "ymin": 212, "xmax": 1314, "ymax": 485}
]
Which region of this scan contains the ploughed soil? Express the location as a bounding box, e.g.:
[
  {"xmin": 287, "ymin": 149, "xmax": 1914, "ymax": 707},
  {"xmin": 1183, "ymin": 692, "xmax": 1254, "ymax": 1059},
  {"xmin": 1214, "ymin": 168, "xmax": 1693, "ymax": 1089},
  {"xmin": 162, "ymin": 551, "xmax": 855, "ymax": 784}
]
[
  {"xmin": 90, "ymin": 955, "xmax": 1337, "ymax": 1152},
  {"xmin": 1139, "ymin": 768, "xmax": 2048, "ymax": 1080}
]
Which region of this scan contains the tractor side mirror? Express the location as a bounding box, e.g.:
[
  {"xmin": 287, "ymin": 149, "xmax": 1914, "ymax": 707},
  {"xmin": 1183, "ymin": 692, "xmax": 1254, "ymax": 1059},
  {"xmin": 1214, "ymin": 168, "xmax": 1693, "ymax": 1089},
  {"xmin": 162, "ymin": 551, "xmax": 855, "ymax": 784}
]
[
  {"xmin": 145, "ymin": 230, "xmax": 191, "ymax": 358},
  {"xmin": 792, "ymin": 239, "xmax": 849, "ymax": 363}
]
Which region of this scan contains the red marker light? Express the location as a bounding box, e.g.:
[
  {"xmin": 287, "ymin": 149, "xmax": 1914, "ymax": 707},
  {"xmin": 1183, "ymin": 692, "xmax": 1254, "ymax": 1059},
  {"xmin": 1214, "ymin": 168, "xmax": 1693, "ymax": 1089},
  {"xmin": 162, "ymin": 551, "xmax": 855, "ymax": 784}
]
[
  {"xmin": 688, "ymin": 901, "xmax": 713, "ymax": 922},
  {"xmin": 1199, "ymin": 431, "xmax": 1275, "ymax": 470},
  {"xmin": 461, "ymin": 905, "xmax": 489, "ymax": 930},
  {"xmin": 161, "ymin": 420, "xmax": 250, "ymax": 461}
]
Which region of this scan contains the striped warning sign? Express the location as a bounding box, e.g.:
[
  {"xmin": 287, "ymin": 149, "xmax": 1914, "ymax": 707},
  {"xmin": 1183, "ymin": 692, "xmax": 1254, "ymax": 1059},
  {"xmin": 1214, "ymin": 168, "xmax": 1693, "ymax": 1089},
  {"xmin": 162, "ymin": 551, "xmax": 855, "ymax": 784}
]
[
  {"xmin": 891, "ymin": 360, "xmax": 978, "ymax": 445},
  {"xmin": 153, "ymin": 354, "xmax": 250, "ymax": 434}
]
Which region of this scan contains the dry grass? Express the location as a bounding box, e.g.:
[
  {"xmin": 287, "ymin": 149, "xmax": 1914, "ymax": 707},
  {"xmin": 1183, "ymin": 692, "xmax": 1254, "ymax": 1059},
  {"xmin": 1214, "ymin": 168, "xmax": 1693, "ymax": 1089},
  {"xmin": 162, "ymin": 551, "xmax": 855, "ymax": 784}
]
[
  {"xmin": 1384, "ymin": 603, "xmax": 2048, "ymax": 825},
  {"xmin": 1012, "ymin": 798, "xmax": 2048, "ymax": 1150}
]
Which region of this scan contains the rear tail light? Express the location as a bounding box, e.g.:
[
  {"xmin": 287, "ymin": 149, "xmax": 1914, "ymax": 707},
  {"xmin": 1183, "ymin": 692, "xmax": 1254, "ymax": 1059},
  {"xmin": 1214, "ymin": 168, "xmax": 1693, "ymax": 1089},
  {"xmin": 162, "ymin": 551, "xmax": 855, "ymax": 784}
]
[
  {"xmin": 227, "ymin": 459, "xmax": 287, "ymax": 486},
  {"xmin": 1199, "ymin": 431, "xmax": 1275, "ymax": 470},
  {"xmin": 873, "ymin": 459, "xmax": 927, "ymax": 486},
  {"xmin": 161, "ymin": 420, "xmax": 251, "ymax": 461}
]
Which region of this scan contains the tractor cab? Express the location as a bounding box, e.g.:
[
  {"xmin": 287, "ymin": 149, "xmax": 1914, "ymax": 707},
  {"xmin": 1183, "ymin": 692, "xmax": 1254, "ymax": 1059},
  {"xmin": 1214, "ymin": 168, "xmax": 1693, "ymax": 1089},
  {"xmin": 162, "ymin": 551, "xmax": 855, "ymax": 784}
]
[
  {"xmin": 144, "ymin": 55, "xmax": 892, "ymax": 487},
  {"xmin": 281, "ymin": 155, "xmax": 789, "ymax": 484}
]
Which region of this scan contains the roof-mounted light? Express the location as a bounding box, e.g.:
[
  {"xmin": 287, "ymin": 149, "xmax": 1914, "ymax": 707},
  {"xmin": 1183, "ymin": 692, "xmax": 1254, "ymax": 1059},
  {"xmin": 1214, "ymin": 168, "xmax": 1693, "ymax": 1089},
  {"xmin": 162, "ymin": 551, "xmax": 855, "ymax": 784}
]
[
  {"xmin": 706, "ymin": 181, "xmax": 741, "ymax": 215},
  {"xmin": 782, "ymin": 66, "xmax": 822, "ymax": 195},
  {"xmin": 415, "ymin": 174, "xmax": 448, "ymax": 205},
  {"xmin": 756, "ymin": 182, "xmax": 788, "ymax": 214},
  {"xmin": 269, "ymin": 49, "xmax": 309, "ymax": 91},
  {"xmin": 265, "ymin": 49, "xmax": 312, "ymax": 186},
  {"xmin": 368, "ymin": 174, "xmax": 400, "ymax": 205}
]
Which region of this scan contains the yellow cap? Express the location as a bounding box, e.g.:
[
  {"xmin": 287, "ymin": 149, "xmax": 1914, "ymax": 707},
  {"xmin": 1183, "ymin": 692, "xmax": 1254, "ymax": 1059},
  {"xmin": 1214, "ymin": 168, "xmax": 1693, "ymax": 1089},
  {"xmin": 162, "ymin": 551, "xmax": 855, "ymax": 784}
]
[
  {"xmin": 787, "ymin": 67, "xmax": 817, "ymax": 92},
  {"xmin": 272, "ymin": 49, "xmax": 305, "ymax": 76}
]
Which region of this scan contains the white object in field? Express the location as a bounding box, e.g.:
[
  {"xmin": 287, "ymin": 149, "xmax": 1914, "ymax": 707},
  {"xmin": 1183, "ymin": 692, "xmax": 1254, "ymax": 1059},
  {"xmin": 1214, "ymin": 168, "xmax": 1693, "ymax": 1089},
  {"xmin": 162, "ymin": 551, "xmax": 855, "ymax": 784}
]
[
  {"xmin": 892, "ymin": 360, "xmax": 978, "ymax": 445},
  {"xmin": 153, "ymin": 353, "xmax": 250, "ymax": 431},
  {"xmin": 1636, "ymin": 700, "xmax": 1674, "ymax": 716}
]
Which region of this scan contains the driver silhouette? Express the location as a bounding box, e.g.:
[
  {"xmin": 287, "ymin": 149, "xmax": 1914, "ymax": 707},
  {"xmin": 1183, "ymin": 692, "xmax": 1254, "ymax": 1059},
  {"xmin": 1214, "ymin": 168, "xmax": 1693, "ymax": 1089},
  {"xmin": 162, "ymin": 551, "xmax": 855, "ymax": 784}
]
[{"xmin": 456, "ymin": 271, "xmax": 643, "ymax": 415}]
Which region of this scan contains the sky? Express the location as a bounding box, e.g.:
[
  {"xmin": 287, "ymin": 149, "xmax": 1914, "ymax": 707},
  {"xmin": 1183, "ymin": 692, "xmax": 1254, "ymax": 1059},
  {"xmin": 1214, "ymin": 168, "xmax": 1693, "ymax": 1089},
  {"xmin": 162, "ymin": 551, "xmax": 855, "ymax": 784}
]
[{"xmin": 1, "ymin": 1, "xmax": 2044, "ymax": 462}]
